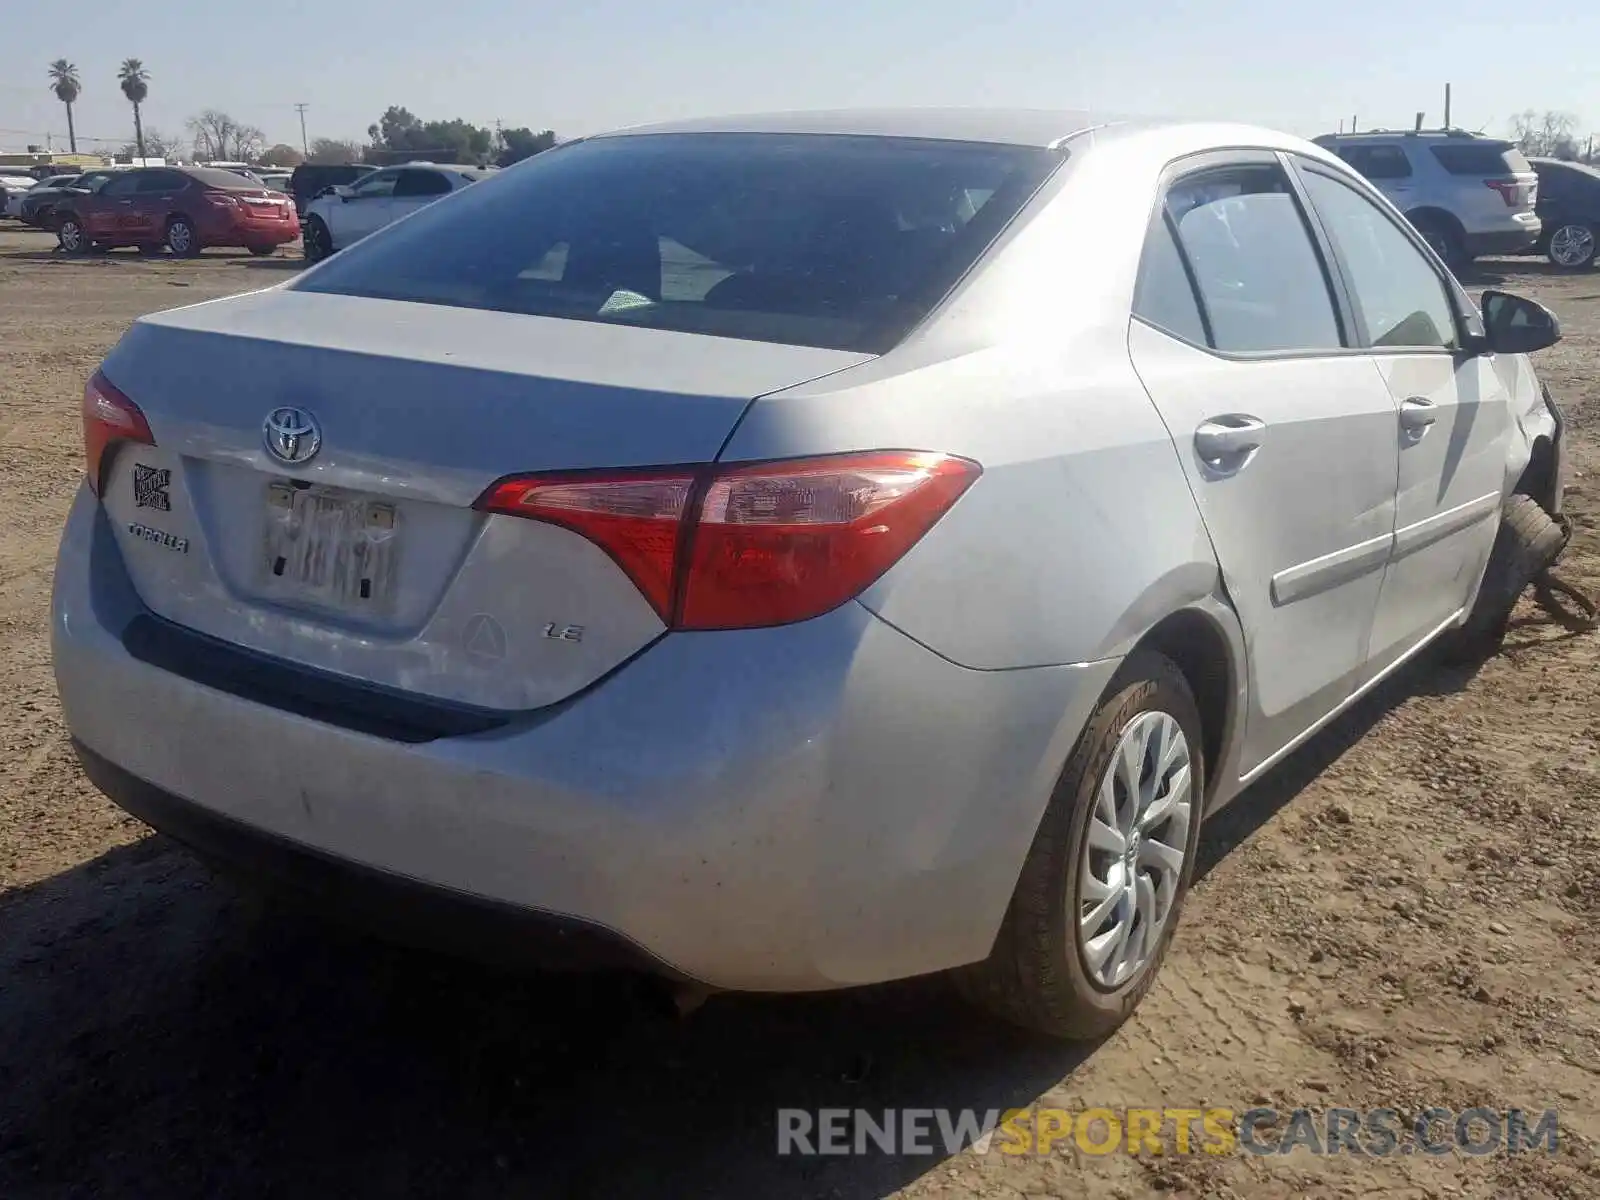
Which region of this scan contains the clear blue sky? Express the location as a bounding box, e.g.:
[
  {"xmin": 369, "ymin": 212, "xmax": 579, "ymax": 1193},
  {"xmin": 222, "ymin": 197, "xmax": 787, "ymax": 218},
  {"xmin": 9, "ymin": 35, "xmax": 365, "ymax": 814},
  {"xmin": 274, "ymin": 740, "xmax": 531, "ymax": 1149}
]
[{"xmin": 3, "ymin": 0, "xmax": 1597, "ymax": 155}]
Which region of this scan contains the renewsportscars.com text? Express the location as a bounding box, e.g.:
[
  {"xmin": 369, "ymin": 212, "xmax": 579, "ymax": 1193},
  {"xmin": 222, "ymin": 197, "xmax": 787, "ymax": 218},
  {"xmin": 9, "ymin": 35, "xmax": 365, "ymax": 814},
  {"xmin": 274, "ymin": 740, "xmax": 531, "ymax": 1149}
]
[{"xmin": 776, "ymin": 1106, "xmax": 1559, "ymax": 1158}]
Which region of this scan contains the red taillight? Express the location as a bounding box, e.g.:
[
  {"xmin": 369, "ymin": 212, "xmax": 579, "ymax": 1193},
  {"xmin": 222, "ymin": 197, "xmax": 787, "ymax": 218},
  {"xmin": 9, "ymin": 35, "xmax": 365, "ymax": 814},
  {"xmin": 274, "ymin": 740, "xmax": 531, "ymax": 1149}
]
[
  {"xmin": 476, "ymin": 471, "xmax": 695, "ymax": 618},
  {"xmin": 475, "ymin": 451, "xmax": 981, "ymax": 629},
  {"xmin": 203, "ymin": 192, "xmax": 241, "ymax": 209},
  {"xmin": 1485, "ymin": 179, "xmax": 1521, "ymax": 207},
  {"xmin": 82, "ymin": 370, "xmax": 154, "ymax": 495}
]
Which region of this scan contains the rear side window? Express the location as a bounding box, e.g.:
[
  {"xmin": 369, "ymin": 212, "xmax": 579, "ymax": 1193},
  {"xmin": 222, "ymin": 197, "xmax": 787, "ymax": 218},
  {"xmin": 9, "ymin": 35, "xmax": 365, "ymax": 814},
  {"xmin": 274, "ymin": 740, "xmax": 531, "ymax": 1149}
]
[
  {"xmin": 1133, "ymin": 215, "xmax": 1208, "ymax": 345},
  {"xmin": 395, "ymin": 169, "xmax": 452, "ymax": 198},
  {"xmin": 295, "ymin": 132, "xmax": 1060, "ymax": 353},
  {"xmin": 1164, "ymin": 166, "xmax": 1344, "ymax": 354},
  {"xmin": 1339, "ymin": 144, "xmax": 1412, "ymax": 180},
  {"xmin": 1431, "ymin": 142, "xmax": 1531, "ymax": 176}
]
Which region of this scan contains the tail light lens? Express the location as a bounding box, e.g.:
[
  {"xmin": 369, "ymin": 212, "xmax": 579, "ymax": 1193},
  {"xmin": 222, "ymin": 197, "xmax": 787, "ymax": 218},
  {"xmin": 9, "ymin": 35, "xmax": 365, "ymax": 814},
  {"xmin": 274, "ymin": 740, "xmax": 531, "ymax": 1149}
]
[
  {"xmin": 82, "ymin": 370, "xmax": 154, "ymax": 495},
  {"xmin": 203, "ymin": 192, "xmax": 241, "ymax": 209},
  {"xmin": 477, "ymin": 451, "xmax": 980, "ymax": 629},
  {"xmin": 476, "ymin": 472, "xmax": 695, "ymax": 618},
  {"xmin": 1485, "ymin": 179, "xmax": 1521, "ymax": 207}
]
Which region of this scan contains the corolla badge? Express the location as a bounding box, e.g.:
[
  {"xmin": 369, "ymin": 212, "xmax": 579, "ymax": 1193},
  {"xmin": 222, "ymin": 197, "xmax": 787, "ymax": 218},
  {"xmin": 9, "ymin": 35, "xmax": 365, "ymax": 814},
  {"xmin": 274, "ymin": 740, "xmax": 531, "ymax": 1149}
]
[{"xmin": 263, "ymin": 406, "xmax": 323, "ymax": 465}]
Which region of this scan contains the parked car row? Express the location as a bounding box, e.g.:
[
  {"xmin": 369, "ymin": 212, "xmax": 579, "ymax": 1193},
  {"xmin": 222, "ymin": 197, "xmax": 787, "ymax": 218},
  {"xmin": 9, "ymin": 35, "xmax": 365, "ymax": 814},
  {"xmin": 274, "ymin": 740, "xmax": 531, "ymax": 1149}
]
[
  {"xmin": 1315, "ymin": 127, "xmax": 1600, "ymax": 270},
  {"xmin": 50, "ymin": 165, "xmax": 300, "ymax": 257}
]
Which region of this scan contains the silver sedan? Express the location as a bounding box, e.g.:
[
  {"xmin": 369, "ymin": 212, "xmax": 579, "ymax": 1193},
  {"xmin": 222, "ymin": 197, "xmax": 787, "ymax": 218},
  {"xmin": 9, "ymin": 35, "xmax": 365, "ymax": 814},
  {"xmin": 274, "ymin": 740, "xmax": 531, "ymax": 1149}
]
[{"xmin": 52, "ymin": 108, "xmax": 1566, "ymax": 1038}]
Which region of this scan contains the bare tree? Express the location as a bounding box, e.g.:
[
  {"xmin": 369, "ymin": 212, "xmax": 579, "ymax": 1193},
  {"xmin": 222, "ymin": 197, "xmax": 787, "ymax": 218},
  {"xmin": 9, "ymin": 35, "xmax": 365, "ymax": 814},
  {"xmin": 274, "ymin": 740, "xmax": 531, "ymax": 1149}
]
[
  {"xmin": 117, "ymin": 128, "xmax": 178, "ymax": 161},
  {"xmin": 187, "ymin": 109, "xmax": 237, "ymax": 160},
  {"xmin": 228, "ymin": 123, "xmax": 266, "ymax": 162},
  {"xmin": 1511, "ymin": 110, "xmax": 1580, "ymax": 159},
  {"xmin": 307, "ymin": 136, "xmax": 365, "ymax": 164}
]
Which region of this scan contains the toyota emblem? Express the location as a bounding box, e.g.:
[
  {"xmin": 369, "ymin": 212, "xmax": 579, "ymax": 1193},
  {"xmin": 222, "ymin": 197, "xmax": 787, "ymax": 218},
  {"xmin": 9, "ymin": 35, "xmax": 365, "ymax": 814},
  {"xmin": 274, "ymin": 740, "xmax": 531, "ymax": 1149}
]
[{"xmin": 263, "ymin": 407, "xmax": 323, "ymax": 465}]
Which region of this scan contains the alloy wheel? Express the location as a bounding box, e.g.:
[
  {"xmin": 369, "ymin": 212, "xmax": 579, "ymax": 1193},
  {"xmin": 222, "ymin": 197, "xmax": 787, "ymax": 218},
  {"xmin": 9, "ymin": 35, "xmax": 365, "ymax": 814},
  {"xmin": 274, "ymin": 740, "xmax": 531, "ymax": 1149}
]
[
  {"xmin": 1549, "ymin": 223, "xmax": 1596, "ymax": 269},
  {"xmin": 1076, "ymin": 710, "xmax": 1194, "ymax": 990}
]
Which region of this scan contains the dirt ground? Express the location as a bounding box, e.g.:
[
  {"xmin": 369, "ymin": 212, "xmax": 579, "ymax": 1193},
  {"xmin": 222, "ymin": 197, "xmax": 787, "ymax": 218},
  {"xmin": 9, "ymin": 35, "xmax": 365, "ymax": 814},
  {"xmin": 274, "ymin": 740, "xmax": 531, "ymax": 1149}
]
[{"xmin": 1, "ymin": 222, "xmax": 1598, "ymax": 1200}]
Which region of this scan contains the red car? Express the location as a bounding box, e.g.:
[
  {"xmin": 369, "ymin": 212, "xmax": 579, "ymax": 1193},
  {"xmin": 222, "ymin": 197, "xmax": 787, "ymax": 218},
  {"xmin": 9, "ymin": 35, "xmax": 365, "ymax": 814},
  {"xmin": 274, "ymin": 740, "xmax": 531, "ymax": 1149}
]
[{"xmin": 55, "ymin": 166, "xmax": 300, "ymax": 258}]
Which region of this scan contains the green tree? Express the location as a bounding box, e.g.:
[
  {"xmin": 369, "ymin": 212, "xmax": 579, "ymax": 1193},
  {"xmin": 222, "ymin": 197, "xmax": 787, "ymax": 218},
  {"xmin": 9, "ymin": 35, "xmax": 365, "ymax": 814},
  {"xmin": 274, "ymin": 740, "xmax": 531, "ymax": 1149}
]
[
  {"xmin": 367, "ymin": 106, "xmax": 495, "ymax": 164},
  {"xmin": 496, "ymin": 127, "xmax": 556, "ymax": 167},
  {"xmin": 48, "ymin": 59, "xmax": 81, "ymax": 152},
  {"xmin": 118, "ymin": 59, "xmax": 151, "ymax": 161}
]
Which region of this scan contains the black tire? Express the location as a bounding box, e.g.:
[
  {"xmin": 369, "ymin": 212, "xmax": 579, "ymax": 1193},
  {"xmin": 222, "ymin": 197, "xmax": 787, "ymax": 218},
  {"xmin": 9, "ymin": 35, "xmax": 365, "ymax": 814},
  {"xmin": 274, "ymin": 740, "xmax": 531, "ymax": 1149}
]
[
  {"xmin": 1546, "ymin": 222, "xmax": 1599, "ymax": 271},
  {"xmin": 951, "ymin": 649, "xmax": 1205, "ymax": 1040},
  {"xmin": 56, "ymin": 214, "xmax": 90, "ymax": 254},
  {"xmin": 1438, "ymin": 493, "xmax": 1567, "ymax": 665},
  {"xmin": 302, "ymin": 216, "xmax": 332, "ymax": 263},
  {"xmin": 247, "ymin": 244, "xmax": 276, "ymax": 258},
  {"xmin": 166, "ymin": 216, "xmax": 200, "ymax": 257},
  {"xmin": 1411, "ymin": 214, "xmax": 1465, "ymax": 269}
]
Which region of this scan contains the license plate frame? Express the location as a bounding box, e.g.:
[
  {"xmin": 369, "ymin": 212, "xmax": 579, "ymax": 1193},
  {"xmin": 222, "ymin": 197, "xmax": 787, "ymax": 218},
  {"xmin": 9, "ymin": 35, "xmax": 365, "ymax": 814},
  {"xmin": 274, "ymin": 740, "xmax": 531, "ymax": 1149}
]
[{"xmin": 261, "ymin": 481, "xmax": 400, "ymax": 611}]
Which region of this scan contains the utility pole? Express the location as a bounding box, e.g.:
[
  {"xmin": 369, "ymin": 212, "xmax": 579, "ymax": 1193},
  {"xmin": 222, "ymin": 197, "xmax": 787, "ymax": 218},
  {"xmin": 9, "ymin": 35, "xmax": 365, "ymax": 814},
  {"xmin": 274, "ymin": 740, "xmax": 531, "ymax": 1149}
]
[
  {"xmin": 1444, "ymin": 82, "xmax": 1452, "ymax": 129},
  {"xmin": 295, "ymin": 103, "xmax": 310, "ymax": 157}
]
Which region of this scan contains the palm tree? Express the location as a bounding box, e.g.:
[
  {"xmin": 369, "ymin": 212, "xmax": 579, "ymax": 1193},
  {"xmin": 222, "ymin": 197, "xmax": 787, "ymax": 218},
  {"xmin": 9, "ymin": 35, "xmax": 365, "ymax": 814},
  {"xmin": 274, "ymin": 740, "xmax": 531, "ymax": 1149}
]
[
  {"xmin": 118, "ymin": 59, "xmax": 150, "ymax": 161},
  {"xmin": 47, "ymin": 59, "xmax": 81, "ymax": 153}
]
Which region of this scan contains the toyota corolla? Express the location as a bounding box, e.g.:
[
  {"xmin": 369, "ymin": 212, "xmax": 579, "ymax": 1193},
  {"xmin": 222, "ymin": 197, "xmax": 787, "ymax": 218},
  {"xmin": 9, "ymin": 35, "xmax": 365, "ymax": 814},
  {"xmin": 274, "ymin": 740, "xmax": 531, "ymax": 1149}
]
[{"xmin": 52, "ymin": 110, "xmax": 1566, "ymax": 1038}]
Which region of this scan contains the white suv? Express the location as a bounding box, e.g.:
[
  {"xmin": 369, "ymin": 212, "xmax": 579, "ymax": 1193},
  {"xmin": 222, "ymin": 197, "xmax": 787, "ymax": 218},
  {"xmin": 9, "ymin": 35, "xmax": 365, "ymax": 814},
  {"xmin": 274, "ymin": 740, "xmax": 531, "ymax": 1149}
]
[
  {"xmin": 301, "ymin": 163, "xmax": 491, "ymax": 262},
  {"xmin": 1313, "ymin": 130, "xmax": 1540, "ymax": 267}
]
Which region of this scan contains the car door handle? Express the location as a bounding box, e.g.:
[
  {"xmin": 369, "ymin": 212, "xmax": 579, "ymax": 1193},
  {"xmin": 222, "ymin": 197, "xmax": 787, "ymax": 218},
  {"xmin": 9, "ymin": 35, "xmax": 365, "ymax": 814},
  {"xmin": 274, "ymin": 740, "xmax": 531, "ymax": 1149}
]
[
  {"xmin": 1399, "ymin": 397, "xmax": 1437, "ymax": 438},
  {"xmin": 117, "ymin": 199, "xmax": 133, "ymax": 206},
  {"xmin": 1194, "ymin": 415, "xmax": 1267, "ymax": 470}
]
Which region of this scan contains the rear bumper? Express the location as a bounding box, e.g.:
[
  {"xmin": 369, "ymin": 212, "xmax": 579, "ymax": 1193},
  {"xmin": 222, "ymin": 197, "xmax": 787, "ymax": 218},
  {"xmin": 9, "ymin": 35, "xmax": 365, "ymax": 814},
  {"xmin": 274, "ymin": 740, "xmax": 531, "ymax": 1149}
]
[
  {"xmin": 203, "ymin": 213, "xmax": 301, "ymax": 247},
  {"xmin": 1463, "ymin": 223, "xmax": 1541, "ymax": 257},
  {"xmin": 73, "ymin": 740, "xmax": 671, "ymax": 975},
  {"xmin": 52, "ymin": 486, "xmax": 1115, "ymax": 991}
]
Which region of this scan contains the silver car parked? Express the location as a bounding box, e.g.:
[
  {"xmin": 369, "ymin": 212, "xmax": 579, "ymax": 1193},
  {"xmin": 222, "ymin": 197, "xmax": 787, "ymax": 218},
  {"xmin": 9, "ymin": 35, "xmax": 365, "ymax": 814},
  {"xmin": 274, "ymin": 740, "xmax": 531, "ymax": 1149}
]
[
  {"xmin": 52, "ymin": 110, "xmax": 1567, "ymax": 1039},
  {"xmin": 1312, "ymin": 129, "xmax": 1541, "ymax": 266}
]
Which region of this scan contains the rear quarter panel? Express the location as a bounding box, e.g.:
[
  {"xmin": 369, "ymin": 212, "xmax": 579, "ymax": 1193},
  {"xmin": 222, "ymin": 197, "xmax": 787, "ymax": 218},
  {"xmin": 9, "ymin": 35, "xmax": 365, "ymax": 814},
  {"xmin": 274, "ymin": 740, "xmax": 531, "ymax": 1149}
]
[{"xmin": 720, "ymin": 134, "xmax": 1226, "ymax": 671}]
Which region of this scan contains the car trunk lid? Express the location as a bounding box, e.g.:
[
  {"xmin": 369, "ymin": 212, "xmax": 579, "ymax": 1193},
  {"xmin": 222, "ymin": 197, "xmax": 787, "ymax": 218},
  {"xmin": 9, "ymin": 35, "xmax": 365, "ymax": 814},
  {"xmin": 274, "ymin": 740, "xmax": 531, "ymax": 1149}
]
[{"xmin": 96, "ymin": 289, "xmax": 870, "ymax": 711}]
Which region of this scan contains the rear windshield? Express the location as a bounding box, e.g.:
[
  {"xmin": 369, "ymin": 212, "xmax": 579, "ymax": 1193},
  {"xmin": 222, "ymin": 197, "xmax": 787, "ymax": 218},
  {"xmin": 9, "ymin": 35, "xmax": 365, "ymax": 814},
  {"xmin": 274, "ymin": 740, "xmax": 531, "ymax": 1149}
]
[
  {"xmin": 1430, "ymin": 142, "xmax": 1531, "ymax": 176},
  {"xmin": 186, "ymin": 167, "xmax": 265, "ymax": 190},
  {"xmin": 294, "ymin": 132, "xmax": 1060, "ymax": 353}
]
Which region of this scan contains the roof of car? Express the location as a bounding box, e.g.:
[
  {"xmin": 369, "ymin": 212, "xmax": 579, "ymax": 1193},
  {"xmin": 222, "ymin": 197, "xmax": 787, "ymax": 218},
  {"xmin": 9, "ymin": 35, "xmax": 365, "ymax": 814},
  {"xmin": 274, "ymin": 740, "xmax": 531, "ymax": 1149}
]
[{"xmin": 591, "ymin": 108, "xmax": 1130, "ymax": 148}]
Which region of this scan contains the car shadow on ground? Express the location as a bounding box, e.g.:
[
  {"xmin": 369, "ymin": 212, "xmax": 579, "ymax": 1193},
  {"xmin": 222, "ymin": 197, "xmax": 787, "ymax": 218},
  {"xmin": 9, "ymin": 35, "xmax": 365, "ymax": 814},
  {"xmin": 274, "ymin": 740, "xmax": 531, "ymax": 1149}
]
[{"xmin": 0, "ymin": 644, "xmax": 1536, "ymax": 1200}]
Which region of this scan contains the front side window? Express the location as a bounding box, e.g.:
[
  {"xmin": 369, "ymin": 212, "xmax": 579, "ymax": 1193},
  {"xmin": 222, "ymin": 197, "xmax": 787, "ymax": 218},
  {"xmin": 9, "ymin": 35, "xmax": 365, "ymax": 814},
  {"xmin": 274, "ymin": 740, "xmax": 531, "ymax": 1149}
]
[
  {"xmin": 99, "ymin": 174, "xmax": 143, "ymax": 198},
  {"xmin": 295, "ymin": 132, "xmax": 1060, "ymax": 353},
  {"xmin": 349, "ymin": 170, "xmax": 399, "ymax": 200},
  {"xmin": 1298, "ymin": 168, "xmax": 1459, "ymax": 351},
  {"xmin": 1164, "ymin": 165, "xmax": 1344, "ymax": 354}
]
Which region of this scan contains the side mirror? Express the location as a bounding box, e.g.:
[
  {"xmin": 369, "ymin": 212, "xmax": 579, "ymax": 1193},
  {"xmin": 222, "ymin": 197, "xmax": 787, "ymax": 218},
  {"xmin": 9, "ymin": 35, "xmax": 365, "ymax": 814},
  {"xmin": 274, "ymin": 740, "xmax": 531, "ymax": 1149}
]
[{"xmin": 1481, "ymin": 290, "xmax": 1561, "ymax": 354}]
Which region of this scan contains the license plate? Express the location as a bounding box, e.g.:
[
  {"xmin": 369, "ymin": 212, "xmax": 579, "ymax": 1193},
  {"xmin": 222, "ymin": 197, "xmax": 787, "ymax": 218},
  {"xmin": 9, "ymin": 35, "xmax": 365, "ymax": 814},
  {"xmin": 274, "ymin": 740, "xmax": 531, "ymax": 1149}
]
[{"xmin": 262, "ymin": 482, "xmax": 398, "ymax": 609}]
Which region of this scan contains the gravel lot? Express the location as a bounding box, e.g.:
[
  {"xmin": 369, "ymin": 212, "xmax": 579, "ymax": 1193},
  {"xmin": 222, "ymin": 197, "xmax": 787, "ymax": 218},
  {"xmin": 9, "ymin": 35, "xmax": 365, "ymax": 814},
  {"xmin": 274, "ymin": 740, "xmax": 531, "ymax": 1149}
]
[{"xmin": 1, "ymin": 223, "xmax": 1598, "ymax": 1200}]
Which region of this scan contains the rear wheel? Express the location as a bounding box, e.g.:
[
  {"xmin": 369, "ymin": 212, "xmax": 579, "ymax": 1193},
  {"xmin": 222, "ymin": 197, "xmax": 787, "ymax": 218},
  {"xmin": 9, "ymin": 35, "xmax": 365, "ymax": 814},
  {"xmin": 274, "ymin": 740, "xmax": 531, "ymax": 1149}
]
[
  {"xmin": 1411, "ymin": 214, "xmax": 1465, "ymax": 269},
  {"xmin": 248, "ymin": 244, "xmax": 277, "ymax": 257},
  {"xmin": 1547, "ymin": 222, "xmax": 1598, "ymax": 270},
  {"xmin": 56, "ymin": 215, "xmax": 89, "ymax": 254},
  {"xmin": 952, "ymin": 650, "xmax": 1204, "ymax": 1039},
  {"xmin": 166, "ymin": 216, "xmax": 200, "ymax": 257},
  {"xmin": 302, "ymin": 216, "xmax": 332, "ymax": 263}
]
